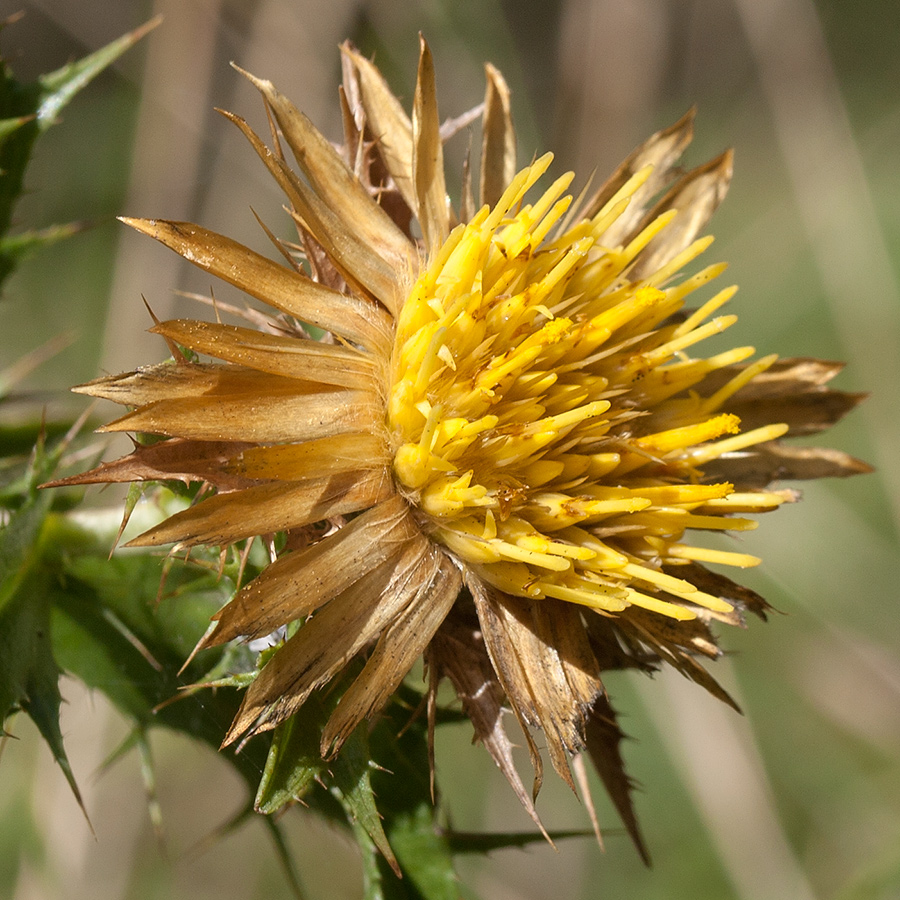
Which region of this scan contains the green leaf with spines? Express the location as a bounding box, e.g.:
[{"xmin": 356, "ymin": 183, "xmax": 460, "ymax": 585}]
[
  {"xmin": 330, "ymin": 722, "xmax": 400, "ymax": 880},
  {"xmin": 0, "ymin": 221, "xmax": 84, "ymax": 266},
  {"xmin": 0, "ymin": 113, "xmax": 31, "ymax": 144},
  {"xmin": 0, "ymin": 16, "xmax": 160, "ymax": 286},
  {"xmin": 0, "ymin": 567, "xmax": 89, "ymax": 821},
  {"xmin": 0, "ymin": 467, "xmax": 50, "ymax": 614},
  {"xmin": 255, "ymin": 695, "xmax": 333, "ymax": 814},
  {"xmin": 368, "ymin": 703, "xmax": 463, "ymax": 900},
  {"xmin": 253, "ymin": 672, "xmax": 399, "ymax": 875},
  {"xmin": 33, "ymin": 17, "xmax": 161, "ymax": 132},
  {"xmin": 0, "ymin": 434, "xmax": 86, "ymax": 816}
]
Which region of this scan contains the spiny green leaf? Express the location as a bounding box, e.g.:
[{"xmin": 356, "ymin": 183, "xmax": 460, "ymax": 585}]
[
  {"xmin": 0, "ymin": 468, "xmax": 50, "ymax": 614},
  {"xmin": 50, "ymin": 550, "xmax": 230, "ymax": 717},
  {"xmin": 0, "ymin": 566, "xmax": 88, "ymax": 824},
  {"xmin": 368, "ymin": 709, "xmax": 463, "ymax": 900},
  {"xmin": 0, "ymin": 65, "xmax": 38, "ymax": 241},
  {"xmin": 0, "ymin": 439, "xmax": 62, "ymax": 759},
  {"xmin": 351, "ymin": 816, "xmax": 394, "ymax": 900},
  {"xmin": 255, "ymin": 692, "xmax": 400, "ymax": 875},
  {"xmin": 384, "ymin": 804, "xmax": 458, "ymax": 900},
  {"xmin": 0, "ymin": 435, "xmax": 97, "ymax": 816},
  {"xmin": 46, "ymin": 544, "xmax": 272, "ymax": 788},
  {"xmin": 331, "ymin": 723, "xmax": 399, "ymax": 879},
  {"xmin": 0, "ymin": 113, "xmax": 32, "ymax": 144},
  {"xmin": 0, "ymin": 435, "xmax": 118, "ymax": 818},
  {"xmin": 35, "ymin": 16, "xmax": 162, "ymax": 131},
  {"xmin": 0, "ymin": 221, "xmax": 85, "ymax": 265},
  {"xmin": 255, "ymin": 696, "xmax": 331, "ymax": 814},
  {"xmin": 0, "ymin": 16, "xmax": 160, "ymax": 286},
  {"xmin": 1, "ymin": 430, "xmax": 60, "ymax": 666},
  {"xmin": 0, "ymin": 421, "xmax": 62, "ymax": 602},
  {"xmin": 36, "ymin": 505, "xmax": 268, "ymax": 780}
]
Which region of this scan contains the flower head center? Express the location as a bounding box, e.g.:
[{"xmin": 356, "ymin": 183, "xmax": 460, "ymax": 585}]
[{"xmin": 386, "ymin": 155, "xmax": 791, "ymax": 619}]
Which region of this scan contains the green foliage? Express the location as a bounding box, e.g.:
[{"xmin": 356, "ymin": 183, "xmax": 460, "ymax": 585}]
[
  {"xmin": 0, "ymin": 15, "xmax": 160, "ymax": 288},
  {"xmin": 0, "ymin": 434, "xmax": 80, "ymax": 807},
  {"xmin": 0, "ymin": 18, "xmax": 165, "ymax": 810}
]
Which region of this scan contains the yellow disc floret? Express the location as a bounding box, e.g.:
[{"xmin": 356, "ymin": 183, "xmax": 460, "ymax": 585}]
[{"xmin": 387, "ymin": 155, "xmax": 789, "ymax": 619}]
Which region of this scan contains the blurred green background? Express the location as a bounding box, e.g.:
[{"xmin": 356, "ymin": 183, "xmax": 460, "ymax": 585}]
[{"xmin": 2, "ymin": 0, "xmax": 899, "ymax": 898}]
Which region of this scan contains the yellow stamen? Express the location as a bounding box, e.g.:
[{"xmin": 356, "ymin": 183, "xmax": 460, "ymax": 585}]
[
  {"xmin": 666, "ymin": 544, "xmax": 762, "ymax": 568},
  {"xmin": 686, "ymin": 422, "xmax": 790, "ymax": 465},
  {"xmin": 385, "ymin": 151, "xmax": 791, "ymax": 624}
]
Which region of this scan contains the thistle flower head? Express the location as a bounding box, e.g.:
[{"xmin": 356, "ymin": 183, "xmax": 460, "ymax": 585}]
[{"xmin": 58, "ymin": 38, "xmax": 868, "ymax": 852}]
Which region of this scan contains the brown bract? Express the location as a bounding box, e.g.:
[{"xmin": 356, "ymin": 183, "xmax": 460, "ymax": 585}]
[{"xmin": 49, "ymin": 37, "xmax": 869, "ymax": 856}]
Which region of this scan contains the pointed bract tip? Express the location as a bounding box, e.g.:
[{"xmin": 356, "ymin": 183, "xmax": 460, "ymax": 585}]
[
  {"xmin": 132, "ymin": 14, "xmax": 164, "ymax": 43},
  {"xmin": 229, "ymin": 62, "xmax": 271, "ymax": 95}
]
